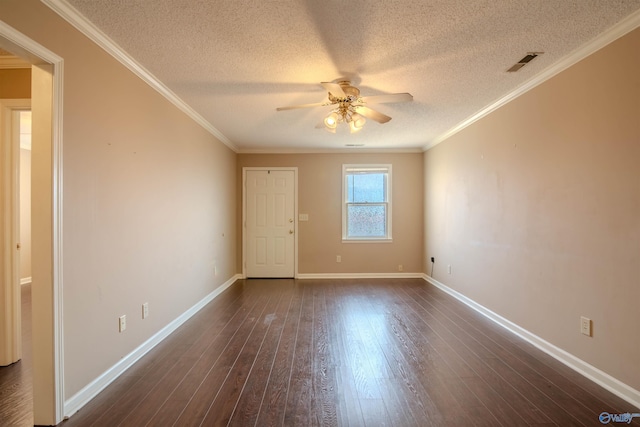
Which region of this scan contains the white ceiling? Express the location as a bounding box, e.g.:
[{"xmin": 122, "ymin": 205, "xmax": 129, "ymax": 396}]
[{"xmin": 58, "ymin": 0, "xmax": 640, "ymax": 152}]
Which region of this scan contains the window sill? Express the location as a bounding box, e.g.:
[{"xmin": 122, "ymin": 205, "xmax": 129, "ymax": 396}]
[{"xmin": 342, "ymin": 238, "xmax": 393, "ymax": 244}]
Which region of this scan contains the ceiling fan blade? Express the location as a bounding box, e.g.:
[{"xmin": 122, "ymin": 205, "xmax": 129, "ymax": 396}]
[
  {"xmin": 321, "ymin": 82, "xmax": 346, "ymax": 98},
  {"xmin": 360, "ymin": 93, "xmax": 413, "ymax": 104},
  {"xmin": 354, "ymin": 106, "xmax": 392, "ymax": 124},
  {"xmin": 276, "ymin": 102, "xmax": 327, "ymax": 111}
]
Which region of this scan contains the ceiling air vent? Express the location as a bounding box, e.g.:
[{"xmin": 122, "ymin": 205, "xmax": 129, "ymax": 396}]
[{"xmin": 507, "ymin": 52, "xmax": 543, "ymax": 72}]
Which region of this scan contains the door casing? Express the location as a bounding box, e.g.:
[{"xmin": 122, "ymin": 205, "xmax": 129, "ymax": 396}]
[
  {"xmin": 0, "ymin": 22, "xmax": 65, "ymax": 425},
  {"xmin": 0, "ymin": 99, "xmax": 30, "ymax": 367}
]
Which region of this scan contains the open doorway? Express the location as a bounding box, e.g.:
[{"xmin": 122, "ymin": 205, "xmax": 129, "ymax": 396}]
[
  {"xmin": 1, "ymin": 100, "xmax": 30, "ymax": 360},
  {"xmin": 0, "ymin": 62, "xmax": 33, "ymax": 425},
  {"xmin": 0, "ymin": 24, "xmax": 65, "ymax": 425},
  {"xmin": 0, "ymin": 105, "xmax": 33, "ymax": 425}
]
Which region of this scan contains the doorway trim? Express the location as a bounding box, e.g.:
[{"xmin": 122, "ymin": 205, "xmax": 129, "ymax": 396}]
[
  {"xmin": 0, "ymin": 21, "xmax": 65, "ymax": 425},
  {"xmin": 242, "ymin": 167, "xmax": 298, "ymax": 278},
  {"xmin": 0, "ymin": 98, "xmax": 31, "ymax": 367}
]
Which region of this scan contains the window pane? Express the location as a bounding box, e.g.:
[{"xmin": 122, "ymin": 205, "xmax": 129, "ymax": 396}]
[
  {"xmin": 347, "ymin": 173, "xmax": 386, "ymax": 203},
  {"xmin": 347, "ymin": 205, "xmax": 386, "ymax": 237}
]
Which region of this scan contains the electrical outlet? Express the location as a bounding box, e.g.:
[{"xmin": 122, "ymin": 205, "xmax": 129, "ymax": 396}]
[
  {"xmin": 336, "ymin": 255, "xmax": 341, "ymax": 263},
  {"xmin": 430, "ymin": 257, "xmax": 435, "ymax": 263},
  {"xmin": 580, "ymin": 316, "xmax": 591, "ymax": 336},
  {"xmin": 214, "ymin": 266, "xmax": 218, "ymax": 276},
  {"xmin": 398, "ymin": 264, "xmax": 403, "ymax": 272},
  {"xmin": 119, "ymin": 315, "xmax": 127, "ymax": 332},
  {"xmin": 142, "ymin": 303, "xmax": 149, "ymax": 319}
]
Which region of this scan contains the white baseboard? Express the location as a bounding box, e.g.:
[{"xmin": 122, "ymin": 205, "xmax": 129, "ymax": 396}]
[
  {"xmin": 20, "ymin": 277, "xmax": 32, "ymax": 286},
  {"xmin": 63, "ymin": 274, "xmax": 242, "ymax": 419},
  {"xmin": 297, "ymin": 272, "xmax": 424, "ymax": 279},
  {"xmin": 422, "ymin": 274, "xmax": 640, "ymax": 410}
]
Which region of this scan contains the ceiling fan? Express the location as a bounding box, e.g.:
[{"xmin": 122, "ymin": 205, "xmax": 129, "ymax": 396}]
[{"xmin": 276, "ymin": 81, "xmax": 413, "ymax": 133}]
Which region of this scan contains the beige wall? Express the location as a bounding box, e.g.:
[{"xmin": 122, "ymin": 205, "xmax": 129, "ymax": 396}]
[
  {"xmin": 238, "ymin": 152, "xmax": 424, "ymax": 274},
  {"xmin": 0, "ymin": 68, "xmax": 31, "ymax": 98},
  {"xmin": 1, "ymin": 0, "xmax": 237, "ymax": 399},
  {"xmin": 3, "ymin": 0, "xmax": 637, "ymax": 412},
  {"xmin": 424, "ymin": 28, "xmax": 640, "ymax": 390}
]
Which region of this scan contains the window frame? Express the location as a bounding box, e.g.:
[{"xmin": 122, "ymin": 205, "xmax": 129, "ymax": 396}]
[{"xmin": 341, "ymin": 164, "xmax": 392, "ymax": 242}]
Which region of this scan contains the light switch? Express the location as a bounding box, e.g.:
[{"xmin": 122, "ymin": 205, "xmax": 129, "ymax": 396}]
[{"xmin": 299, "ymin": 213, "xmax": 309, "ymax": 221}]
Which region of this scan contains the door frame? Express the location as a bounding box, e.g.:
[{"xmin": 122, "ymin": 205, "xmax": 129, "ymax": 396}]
[
  {"xmin": 0, "ymin": 22, "xmax": 65, "ymax": 425},
  {"xmin": 0, "ymin": 99, "xmax": 30, "ymax": 367},
  {"xmin": 242, "ymin": 167, "xmax": 298, "ymax": 278}
]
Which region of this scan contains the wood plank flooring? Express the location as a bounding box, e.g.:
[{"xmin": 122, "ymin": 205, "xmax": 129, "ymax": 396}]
[
  {"xmin": 2, "ymin": 279, "xmax": 638, "ymax": 426},
  {"xmin": 0, "ymin": 284, "xmax": 33, "ymax": 427}
]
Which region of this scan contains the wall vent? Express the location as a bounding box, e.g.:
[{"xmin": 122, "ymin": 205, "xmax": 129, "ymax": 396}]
[{"xmin": 507, "ymin": 52, "xmax": 543, "ymax": 72}]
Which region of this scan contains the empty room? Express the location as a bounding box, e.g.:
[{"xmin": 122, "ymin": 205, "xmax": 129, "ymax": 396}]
[{"xmin": 0, "ymin": 1, "xmax": 639, "ymax": 426}]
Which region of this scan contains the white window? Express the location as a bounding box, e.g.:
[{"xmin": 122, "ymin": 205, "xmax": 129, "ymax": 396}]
[{"xmin": 342, "ymin": 164, "xmax": 392, "ymax": 241}]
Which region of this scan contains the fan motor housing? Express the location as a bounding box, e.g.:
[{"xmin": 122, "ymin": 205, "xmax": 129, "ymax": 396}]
[
  {"xmin": 339, "ymin": 81, "xmax": 360, "ymax": 97},
  {"xmin": 329, "ymin": 81, "xmax": 360, "ymax": 103}
]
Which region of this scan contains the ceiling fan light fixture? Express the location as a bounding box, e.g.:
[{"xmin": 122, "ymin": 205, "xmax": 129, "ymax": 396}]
[
  {"xmin": 351, "ymin": 113, "xmax": 366, "ymax": 128},
  {"xmin": 324, "ymin": 112, "xmax": 339, "ymax": 129},
  {"xmin": 277, "ymin": 80, "xmax": 412, "ymax": 134},
  {"xmin": 349, "ymin": 121, "xmax": 363, "ymax": 133},
  {"xmin": 349, "ymin": 113, "xmax": 366, "ymax": 133}
]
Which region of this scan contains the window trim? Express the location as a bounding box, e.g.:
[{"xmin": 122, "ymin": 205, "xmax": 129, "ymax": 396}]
[{"xmin": 341, "ymin": 164, "xmax": 392, "ymax": 242}]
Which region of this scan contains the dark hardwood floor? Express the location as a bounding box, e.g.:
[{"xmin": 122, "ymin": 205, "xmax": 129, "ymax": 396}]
[
  {"xmin": 0, "ymin": 283, "xmax": 33, "ymax": 427},
  {"xmin": 2, "ymin": 279, "xmax": 638, "ymax": 426}
]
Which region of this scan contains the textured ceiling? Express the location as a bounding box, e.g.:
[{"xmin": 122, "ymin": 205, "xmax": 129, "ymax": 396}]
[{"xmin": 61, "ymin": 0, "xmax": 640, "ymax": 152}]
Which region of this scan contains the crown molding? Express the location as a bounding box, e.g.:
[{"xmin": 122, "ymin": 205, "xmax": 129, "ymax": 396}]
[
  {"xmin": 238, "ymin": 146, "xmax": 424, "ymax": 155},
  {"xmin": 41, "ymin": 0, "xmax": 238, "ymax": 153},
  {"xmin": 423, "ymin": 8, "xmax": 640, "ymax": 152}
]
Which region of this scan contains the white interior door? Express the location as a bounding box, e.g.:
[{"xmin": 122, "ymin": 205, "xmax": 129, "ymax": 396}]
[
  {"xmin": 245, "ymin": 169, "xmax": 295, "ymax": 278},
  {"xmin": 0, "ymin": 101, "xmax": 28, "ymax": 366}
]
